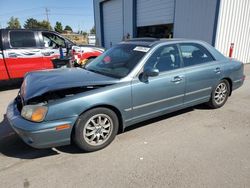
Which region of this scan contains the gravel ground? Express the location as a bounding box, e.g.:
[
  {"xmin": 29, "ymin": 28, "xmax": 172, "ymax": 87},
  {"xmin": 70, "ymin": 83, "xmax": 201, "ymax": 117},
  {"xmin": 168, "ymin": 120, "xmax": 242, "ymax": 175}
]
[{"xmin": 0, "ymin": 65, "xmax": 249, "ymax": 188}]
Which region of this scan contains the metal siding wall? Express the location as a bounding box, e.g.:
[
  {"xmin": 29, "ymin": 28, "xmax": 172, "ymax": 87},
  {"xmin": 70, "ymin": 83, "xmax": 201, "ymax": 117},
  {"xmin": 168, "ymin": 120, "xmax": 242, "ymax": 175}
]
[
  {"xmin": 174, "ymin": 0, "xmax": 218, "ymax": 44},
  {"xmin": 124, "ymin": 0, "xmax": 134, "ymax": 37},
  {"xmin": 137, "ymin": 0, "xmax": 175, "ymax": 27},
  {"xmin": 103, "ymin": 0, "xmax": 123, "ymax": 48},
  {"xmin": 93, "ymin": 0, "xmax": 106, "ymax": 46},
  {"xmin": 215, "ymin": 0, "xmax": 250, "ymax": 63}
]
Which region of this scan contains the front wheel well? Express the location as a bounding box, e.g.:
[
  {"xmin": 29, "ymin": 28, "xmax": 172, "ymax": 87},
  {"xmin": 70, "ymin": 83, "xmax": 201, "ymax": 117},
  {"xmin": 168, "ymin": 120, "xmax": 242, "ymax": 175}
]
[{"xmin": 71, "ymin": 105, "xmax": 124, "ymax": 141}]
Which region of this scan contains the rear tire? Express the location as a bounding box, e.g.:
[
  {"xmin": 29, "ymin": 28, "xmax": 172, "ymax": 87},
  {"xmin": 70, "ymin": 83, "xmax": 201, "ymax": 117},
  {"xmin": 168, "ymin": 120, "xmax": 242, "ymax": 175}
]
[
  {"xmin": 74, "ymin": 108, "xmax": 119, "ymax": 152},
  {"xmin": 208, "ymin": 79, "xmax": 230, "ymax": 109}
]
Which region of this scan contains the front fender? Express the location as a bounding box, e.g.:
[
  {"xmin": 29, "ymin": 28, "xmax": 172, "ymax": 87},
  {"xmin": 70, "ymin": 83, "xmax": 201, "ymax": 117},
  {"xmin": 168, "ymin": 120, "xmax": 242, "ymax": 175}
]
[{"xmin": 45, "ymin": 82, "xmax": 132, "ymax": 123}]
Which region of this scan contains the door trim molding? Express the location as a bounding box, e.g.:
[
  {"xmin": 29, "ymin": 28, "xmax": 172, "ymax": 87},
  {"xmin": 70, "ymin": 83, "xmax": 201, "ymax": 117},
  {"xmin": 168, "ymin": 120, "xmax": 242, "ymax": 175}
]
[
  {"xmin": 185, "ymin": 87, "xmax": 212, "ymax": 96},
  {"xmin": 125, "ymin": 86, "xmax": 212, "ymax": 112},
  {"xmin": 132, "ymin": 94, "xmax": 184, "ymax": 111}
]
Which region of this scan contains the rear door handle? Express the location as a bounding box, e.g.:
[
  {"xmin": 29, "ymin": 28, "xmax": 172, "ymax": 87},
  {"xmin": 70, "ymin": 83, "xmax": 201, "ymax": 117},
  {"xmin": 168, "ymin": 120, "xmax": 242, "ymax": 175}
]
[
  {"xmin": 171, "ymin": 76, "xmax": 183, "ymax": 83},
  {"xmin": 214, "ymin": 67, "xmax": 221, "ymax": 74}
]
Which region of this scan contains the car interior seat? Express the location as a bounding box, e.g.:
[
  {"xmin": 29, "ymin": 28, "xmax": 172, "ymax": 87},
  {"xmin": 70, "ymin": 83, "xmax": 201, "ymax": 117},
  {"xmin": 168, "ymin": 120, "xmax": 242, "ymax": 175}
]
[
  {"xmin": 156, "ymin": 53, "xmax": 174, "ymax": 72},
  {"xmin": 191, "ymin": 50, "xmax": 204, "ymax": 65}
]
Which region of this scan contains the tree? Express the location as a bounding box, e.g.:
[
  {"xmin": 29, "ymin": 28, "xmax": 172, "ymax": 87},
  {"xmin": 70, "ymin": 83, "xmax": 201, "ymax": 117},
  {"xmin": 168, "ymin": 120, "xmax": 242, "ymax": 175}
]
[
  {"xmin": 64, "ymin": 25, "xmax": 73, "ymax": 32},
  {"xmin": 54, "ymin": 22, "xmax": 63, "ymax": 33},
  {"xmin": 24, "ymin": 18, "xmax": 52, "ymax": 30},
  {"xmin": 82, "ymin": 31, "xmax": 88, "ymax": 37},
  {"xmin": 38, "ymin": 20, "xmax": 52, "ymax": 30},
  {"xmin": 90, "ymin": 26, "xmax": 95, "ymax": 34},
  {"xmin": 24, "ymin": 18, "xmax": 39, "ymax": 29},
  {"xmin": 79, "ymin": 30, "xmax": 87, "ymax": 37},
  {"xmin": 7, "ymin": 17, "xmax": 21, "ymax": 29}
]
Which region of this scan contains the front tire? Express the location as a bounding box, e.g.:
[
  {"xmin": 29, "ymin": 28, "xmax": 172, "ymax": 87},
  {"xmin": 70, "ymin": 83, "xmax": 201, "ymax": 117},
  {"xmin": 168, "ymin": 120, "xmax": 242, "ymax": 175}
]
[
  {"xmin": 74, "ymin": 108, "xmax": 119, "ymax": 152},
  {"xmin": 208, "ymin": 79, "xmax": 230, "ymax": 109}
]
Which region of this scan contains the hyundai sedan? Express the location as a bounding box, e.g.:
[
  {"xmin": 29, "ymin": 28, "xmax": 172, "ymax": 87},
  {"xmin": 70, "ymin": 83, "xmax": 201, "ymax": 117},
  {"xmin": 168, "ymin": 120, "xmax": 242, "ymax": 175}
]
[{"xmin": 7, "ymin": 38, "xmax": 245, "ymax": 152}]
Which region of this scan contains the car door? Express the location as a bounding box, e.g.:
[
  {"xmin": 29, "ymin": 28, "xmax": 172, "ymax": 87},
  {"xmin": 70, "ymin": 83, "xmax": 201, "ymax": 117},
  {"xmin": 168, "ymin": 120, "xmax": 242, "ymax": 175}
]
[
  {"xmin": 40, "ymin": 31, "xmax": 67, "ymax": 68},
  {"xmin": 179, "ymin": 43, "xmax": 221, "ymax": 106},
  {"xmin": 4, "ymin": 30, "xmax": 45, "ymax": 78},
  {"xmin": 131, "ymin": 44, "xmax": 185, "ymax": 123}
]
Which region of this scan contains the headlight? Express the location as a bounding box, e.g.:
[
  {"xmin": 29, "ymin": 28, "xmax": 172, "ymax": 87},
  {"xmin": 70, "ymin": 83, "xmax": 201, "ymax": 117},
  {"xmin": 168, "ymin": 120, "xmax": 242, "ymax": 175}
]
[{"xmin": 21, "ymin": 105, "xmax": 48, "ymax": 122}]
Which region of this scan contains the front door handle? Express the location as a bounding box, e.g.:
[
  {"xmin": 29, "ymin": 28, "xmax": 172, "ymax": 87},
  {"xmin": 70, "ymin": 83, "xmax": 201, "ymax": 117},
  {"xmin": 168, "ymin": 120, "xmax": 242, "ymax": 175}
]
[
  {"xmin": 42, "ymin": 51, "xmax": 52, "ymax": 56},
  {"xmin": 171, "ymin": 76, "xmax": 183, "ymax": 83},
  {"xmin": 214, "ymin": 67, "xmax": 221, "ymax": 74}
]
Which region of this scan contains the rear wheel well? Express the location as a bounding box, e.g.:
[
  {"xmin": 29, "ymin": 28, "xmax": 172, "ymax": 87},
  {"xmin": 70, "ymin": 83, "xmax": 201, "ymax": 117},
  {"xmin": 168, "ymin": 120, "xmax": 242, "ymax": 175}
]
[
  {"xmin": 71, "ymin": 105, "xmax": 124, "ymax": 141},
  {"xmin": 222, "ymin": 78, "xmax": 232, "ymax": 96}
]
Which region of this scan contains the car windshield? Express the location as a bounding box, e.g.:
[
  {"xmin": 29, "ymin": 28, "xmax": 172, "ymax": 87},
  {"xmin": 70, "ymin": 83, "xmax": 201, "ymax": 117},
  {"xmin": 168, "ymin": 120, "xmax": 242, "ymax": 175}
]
[{"xmin": 85, "ymin": 44, "xmax": 150, "ymax": 78}]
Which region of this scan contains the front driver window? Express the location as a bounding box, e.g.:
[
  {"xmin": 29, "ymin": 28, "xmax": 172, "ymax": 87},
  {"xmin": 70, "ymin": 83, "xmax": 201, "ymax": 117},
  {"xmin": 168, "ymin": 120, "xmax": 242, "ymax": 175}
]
[
  {"xmin": 42, "ymin": 32, "xmax": 66, "ymax": 49},
  {"xmin": 145, "ymin": 44, "xmax": 181, "ymax": 72}
]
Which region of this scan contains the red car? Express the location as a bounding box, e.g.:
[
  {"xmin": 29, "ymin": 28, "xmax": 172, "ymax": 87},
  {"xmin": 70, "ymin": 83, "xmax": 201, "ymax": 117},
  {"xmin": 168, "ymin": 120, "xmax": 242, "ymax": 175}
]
[
  {"xmin": 0, "ymin": 29, "xmax": 103, "ymax": 81},
  {"xmin": 71, "ymin": 45, "xmax": 104, "ymax": 66}
]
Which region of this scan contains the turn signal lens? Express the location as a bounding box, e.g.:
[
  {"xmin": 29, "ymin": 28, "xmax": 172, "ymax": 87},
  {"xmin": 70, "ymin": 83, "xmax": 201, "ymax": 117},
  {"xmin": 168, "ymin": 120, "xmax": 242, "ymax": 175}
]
[{"xmin": 56, "ymin": 124, "xmax": 70, "ymax": 131}]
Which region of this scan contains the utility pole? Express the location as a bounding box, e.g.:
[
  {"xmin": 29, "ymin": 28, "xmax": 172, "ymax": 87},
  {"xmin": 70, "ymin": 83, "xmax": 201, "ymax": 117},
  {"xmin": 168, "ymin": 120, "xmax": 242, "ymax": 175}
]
[
  {"xmin": 45, "ymin": 7, "xmax": 50, "ymax": 22},
  {"xmin": 0, "ymin": 17, "xmax": 2, "ymax": 29},
  {"xmin": 45, "ymin": 7, "xmax": 50, "ymax": 30}
]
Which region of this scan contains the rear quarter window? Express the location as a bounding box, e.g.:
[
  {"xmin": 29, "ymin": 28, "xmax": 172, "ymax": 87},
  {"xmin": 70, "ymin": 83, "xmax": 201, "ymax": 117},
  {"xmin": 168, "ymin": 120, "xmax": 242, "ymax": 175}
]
[{"xmin": 9, "ymin": 31, "xmax": 37, "ymax": 48}]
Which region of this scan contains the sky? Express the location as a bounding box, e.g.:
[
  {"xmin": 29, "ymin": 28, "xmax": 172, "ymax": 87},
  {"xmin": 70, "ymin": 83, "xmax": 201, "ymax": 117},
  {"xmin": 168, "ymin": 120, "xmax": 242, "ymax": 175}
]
[{"xmin": 0, "ymin": 0, "xmax": 94, "ymax": 32}]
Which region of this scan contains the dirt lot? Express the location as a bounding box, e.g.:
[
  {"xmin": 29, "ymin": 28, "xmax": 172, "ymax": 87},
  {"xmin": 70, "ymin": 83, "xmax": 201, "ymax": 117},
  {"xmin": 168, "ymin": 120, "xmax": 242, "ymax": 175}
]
[{"xmin": 0, "ymin": 65, "xmax": 249, "ymax": 188}]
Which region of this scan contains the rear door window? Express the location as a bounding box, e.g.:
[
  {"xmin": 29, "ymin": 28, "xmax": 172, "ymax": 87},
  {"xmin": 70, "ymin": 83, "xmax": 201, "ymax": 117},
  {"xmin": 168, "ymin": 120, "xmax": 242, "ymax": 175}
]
[
  {"xmin": 9, "ymin": 31, "xmax": 37, "ymax": 48},
  {"xmin": 179, "ymin": 43, "xmax": 215, "ymax": 67}
]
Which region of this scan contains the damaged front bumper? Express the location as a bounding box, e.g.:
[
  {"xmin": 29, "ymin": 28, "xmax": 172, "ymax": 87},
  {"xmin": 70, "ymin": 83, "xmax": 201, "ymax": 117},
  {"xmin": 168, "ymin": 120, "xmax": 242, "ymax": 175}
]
[{"xmin": 6, "ymin": 100, "xmax": 78, "ymax": 149}]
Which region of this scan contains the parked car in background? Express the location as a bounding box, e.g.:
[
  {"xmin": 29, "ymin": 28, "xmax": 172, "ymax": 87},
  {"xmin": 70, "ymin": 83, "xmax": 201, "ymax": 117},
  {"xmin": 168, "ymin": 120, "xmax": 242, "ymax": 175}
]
[
  {"xmin": 7, "ymin": 38, "xmax": 245, "ymax": 152},
  {"xmin": 0, "ymin": 29, "xmax": 103, "ymax": 81},
  {"xmin": 71, "ymin": 45, "xmax": 104, "ymax": 67},
  {"xmin": 0, "ymin": 29, "xmax": 74, "ymax": 81},
  {"xmin": 87, "ymin": 34, "xmax": 96, "ymax": 45}
]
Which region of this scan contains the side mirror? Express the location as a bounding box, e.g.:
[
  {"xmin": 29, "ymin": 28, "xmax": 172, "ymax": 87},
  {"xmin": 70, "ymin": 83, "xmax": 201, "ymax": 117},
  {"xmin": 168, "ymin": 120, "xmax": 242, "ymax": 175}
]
[
  {"xmin": 140, "ymin": 67, "xmax": 159, "ymax": 82},
  {"xmin": 144, "ymin": 67, "xmax": 159, "ymax": 77}
]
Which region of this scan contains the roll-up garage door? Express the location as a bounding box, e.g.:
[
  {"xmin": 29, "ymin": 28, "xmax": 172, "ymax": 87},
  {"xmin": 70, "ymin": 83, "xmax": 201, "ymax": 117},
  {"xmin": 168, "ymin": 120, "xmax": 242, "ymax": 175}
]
[
  {"xmin": 137, "ymin": 0, "xmax": 175, "ymax": 27},
  {"xmin": 103, "ymin": 0, "xmax": 123, "ymax": 48}
]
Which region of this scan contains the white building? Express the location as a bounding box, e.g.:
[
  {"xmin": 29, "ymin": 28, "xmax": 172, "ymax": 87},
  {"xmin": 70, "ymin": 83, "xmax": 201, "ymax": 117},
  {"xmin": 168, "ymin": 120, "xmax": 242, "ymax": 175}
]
[{"xmin": 94, "ymin": 0, "xmax": 250, "ymax": 63}]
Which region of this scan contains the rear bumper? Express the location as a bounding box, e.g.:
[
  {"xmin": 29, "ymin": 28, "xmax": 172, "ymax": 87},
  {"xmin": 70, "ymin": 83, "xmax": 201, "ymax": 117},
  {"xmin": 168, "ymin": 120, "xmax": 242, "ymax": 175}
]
[{"xmin": 6, "ymin": 100, "xmax": 78, "ymax": 149}]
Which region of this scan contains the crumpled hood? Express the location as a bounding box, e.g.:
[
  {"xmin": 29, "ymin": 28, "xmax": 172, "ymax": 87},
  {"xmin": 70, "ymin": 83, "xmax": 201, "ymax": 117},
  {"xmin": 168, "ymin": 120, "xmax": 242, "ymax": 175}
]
[{"xmin": 21, "ymin": 68, "xmax": 119, "ymax": 102}]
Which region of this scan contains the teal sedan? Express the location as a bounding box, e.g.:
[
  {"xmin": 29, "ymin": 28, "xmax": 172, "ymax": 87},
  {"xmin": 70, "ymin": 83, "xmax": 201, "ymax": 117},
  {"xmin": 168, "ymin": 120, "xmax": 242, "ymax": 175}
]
[{"xmin": 7, "ymin": 38, "xmax": 245, "ymax": 152}]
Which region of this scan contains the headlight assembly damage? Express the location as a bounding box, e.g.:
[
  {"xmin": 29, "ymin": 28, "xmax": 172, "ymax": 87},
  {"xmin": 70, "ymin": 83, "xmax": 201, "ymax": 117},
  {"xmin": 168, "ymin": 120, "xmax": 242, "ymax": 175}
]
[{"xmin": 21, "ymin": 105, "xmax": 48, "ymax": 122}]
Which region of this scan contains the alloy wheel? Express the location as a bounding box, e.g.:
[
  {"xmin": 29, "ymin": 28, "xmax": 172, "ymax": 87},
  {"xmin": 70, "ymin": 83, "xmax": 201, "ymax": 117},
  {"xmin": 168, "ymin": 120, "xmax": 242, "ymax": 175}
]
[
  {"xmin": 83, "ymin": 114, "xmax": 113, "ymax": 146},
  {"xmin": 214, "ymin": 82, "xmax": 228, "ymax": 105}
]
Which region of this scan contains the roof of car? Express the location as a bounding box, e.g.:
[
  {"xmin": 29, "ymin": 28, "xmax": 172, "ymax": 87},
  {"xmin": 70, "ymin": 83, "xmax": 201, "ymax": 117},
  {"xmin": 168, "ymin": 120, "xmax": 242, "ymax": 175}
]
[
  {"xmin": 0, "ymin": 29, "xmax": 63, "ymax": 36},
  {"xmin": 1, "ymin": 28, "xmax": 51, "ymax": 32},
  {"xmin": 120, "ymin": 38, "xmax": 195, "ymax": 47}
]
